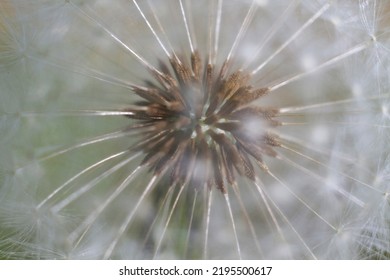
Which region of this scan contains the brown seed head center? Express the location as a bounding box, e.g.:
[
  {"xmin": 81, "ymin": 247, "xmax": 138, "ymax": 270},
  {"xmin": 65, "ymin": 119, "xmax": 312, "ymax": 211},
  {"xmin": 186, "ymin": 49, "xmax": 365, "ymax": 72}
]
[{"xmin": 126, "ymin": 51, "xmax": 281, "ymax": 192}]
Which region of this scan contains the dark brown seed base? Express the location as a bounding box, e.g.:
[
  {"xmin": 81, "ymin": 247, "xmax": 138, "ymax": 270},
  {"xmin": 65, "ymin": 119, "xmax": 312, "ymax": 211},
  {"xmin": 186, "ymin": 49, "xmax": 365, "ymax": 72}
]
[{"xmin": 125, "ymin": 51, "xmax": 281, "ymax": 193}]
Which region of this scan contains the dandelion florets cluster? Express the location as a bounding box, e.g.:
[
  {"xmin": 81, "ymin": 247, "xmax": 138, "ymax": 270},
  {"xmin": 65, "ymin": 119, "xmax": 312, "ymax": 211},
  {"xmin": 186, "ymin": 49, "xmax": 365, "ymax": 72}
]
[{"xmin": 127, "ymin": 52, "xmax": 280, "ymax": 192}]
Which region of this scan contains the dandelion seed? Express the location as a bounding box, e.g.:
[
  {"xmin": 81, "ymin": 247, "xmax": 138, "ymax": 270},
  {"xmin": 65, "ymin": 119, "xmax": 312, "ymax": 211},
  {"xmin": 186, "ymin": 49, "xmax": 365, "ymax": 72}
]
[{"xmin": 1, "ymin": 0, "xmax": 390, "ymax": 259}]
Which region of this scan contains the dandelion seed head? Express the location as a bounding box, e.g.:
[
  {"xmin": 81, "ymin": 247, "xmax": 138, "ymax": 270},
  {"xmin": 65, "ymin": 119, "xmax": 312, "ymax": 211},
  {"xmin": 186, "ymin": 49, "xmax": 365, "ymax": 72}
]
[
  {"xmin": 124, "ymin": 51, "xmax": 279, "ymax": 192},
  {"xmin": 1, "ymin": 0, "xmax": 390, "ymax": 259}
]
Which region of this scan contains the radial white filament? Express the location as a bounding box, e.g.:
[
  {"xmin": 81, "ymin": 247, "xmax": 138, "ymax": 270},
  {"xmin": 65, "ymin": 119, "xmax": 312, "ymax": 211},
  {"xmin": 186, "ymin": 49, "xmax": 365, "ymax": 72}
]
[
  {"xmin": 251, "ymin": 2, "xmax": 330, "ymax": 75},
  {"xmin": 103, "ymin": 174, "xmax": 159, "ymax": 259}
]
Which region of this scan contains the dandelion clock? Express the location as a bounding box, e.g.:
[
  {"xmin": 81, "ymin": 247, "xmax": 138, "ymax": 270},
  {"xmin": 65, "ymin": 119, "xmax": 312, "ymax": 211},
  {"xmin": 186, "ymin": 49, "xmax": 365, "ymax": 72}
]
[{"xmin": 0, "ymin": 0, "xmax": 389, "ymax": 259}]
